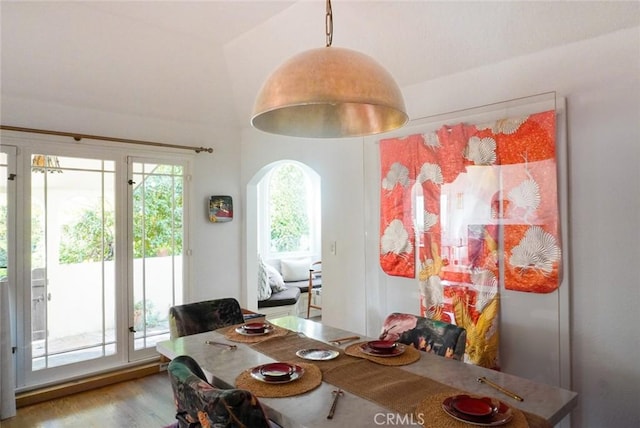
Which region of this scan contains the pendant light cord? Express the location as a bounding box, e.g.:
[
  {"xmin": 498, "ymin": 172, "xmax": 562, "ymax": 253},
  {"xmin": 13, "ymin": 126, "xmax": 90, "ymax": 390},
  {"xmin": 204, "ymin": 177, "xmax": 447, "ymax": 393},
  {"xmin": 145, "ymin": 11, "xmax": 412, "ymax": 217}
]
[{"xmin": 325, "ymin": 0, "xmax": 333, "ymax": 47}]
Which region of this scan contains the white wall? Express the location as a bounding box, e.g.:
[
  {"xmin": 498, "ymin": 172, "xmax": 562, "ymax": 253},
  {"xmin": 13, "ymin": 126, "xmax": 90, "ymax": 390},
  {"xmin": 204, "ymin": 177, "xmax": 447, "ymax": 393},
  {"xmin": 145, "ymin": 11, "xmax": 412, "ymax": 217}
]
[
  {"xmin": 188, "ymin": 130, "xmax": 243, "ymax": 303},
  {"xmin": 567, "ymin": 80, "xmax": 640, "ymax": 427},
  {"xmin": 240, "ymin": 132, "xmax": 367, "ymax": 333}
]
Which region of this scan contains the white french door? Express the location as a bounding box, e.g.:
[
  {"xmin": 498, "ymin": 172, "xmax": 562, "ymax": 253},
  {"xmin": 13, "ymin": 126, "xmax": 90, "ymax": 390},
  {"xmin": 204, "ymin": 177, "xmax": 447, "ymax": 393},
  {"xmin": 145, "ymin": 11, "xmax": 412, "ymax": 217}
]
[
  {"xmin": 3, "ymin": 138, "xmax": 189, "ymax": 390},
  {"xmin": 0, "ymin": 146, "xmax": 17, "ymax": 373},
  {"xmin": 128, "ymin": 158, "xmax": 185, "ymax": 361},
  {"xmin": 26, "ymin": 153, "xmax": 120, "ymax": 385},
  {"xmin": 0, "ymin": 146, "xmax": 16, "ymax": 292}
]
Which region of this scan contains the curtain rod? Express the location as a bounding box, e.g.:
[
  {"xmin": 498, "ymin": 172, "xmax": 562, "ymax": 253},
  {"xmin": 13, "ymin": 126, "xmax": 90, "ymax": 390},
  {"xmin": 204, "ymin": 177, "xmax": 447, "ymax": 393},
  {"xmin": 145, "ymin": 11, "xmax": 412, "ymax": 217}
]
[{"xmin": 0, "ymin": 125, "xmax": 214, "ymax": 154}]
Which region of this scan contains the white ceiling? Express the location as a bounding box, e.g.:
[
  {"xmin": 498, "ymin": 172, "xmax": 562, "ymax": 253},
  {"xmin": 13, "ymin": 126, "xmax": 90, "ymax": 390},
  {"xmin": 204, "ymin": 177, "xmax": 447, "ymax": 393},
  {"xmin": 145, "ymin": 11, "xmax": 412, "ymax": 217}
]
[{"xmin": 2, "ymin": 1, "xmax": 639, "ymax": 132}]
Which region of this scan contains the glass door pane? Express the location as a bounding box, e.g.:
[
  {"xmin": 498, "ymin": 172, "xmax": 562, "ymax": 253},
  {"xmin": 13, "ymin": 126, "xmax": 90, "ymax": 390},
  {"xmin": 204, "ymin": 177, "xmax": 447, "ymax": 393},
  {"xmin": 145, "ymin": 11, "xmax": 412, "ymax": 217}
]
[
  {"xmin": 130, "ymin": 161, "xmax": 183, "ymax": 356},
  {"xmin": 0, "ymin": 151, "xmax": 9, "ymax": 283},
  {"xmin": 30, "ymin": 155, "xmax": 117, "ymax": 370}
]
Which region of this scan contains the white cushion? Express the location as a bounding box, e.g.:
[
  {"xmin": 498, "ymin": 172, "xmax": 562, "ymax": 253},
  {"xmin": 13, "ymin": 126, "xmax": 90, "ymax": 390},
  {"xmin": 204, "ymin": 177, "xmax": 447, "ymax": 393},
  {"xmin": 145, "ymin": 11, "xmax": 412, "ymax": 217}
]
[
  {"xmin": 265, "ymin": 263, "xmax": 287, "ymax": 292},
  {"xmin": 280, "ymin": 258, "xmax": 311, "ymax": 282},
  {"xmin": 257, "ymin": 255, "xmax": 272, "ymax": 301}
]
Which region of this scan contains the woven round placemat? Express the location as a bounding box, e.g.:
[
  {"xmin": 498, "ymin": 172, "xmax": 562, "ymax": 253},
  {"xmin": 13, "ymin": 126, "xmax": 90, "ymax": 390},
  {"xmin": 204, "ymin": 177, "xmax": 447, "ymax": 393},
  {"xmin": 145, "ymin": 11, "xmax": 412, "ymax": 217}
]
[
  {"xmin": 222, "ymin": 324, "xmax": 289, "ymax": 343},
  {"xmin": 235, "ymin": 362, "xmax": 322, "ymax": 398},
  {"xmin": 414, "ymin": 391, "xmax": 530, "ymax": 428},
  {"xmin": 345, "ymin": 341, "xmax": 421, "ymax": 366}
]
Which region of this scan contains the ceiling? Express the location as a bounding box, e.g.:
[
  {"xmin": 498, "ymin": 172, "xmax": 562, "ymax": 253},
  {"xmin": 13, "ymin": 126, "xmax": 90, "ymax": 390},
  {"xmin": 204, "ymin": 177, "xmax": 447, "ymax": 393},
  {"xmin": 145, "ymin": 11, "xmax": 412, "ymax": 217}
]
[{"xmin": 2, "ymin": 1, "xmax": 639, "ymax": 134}]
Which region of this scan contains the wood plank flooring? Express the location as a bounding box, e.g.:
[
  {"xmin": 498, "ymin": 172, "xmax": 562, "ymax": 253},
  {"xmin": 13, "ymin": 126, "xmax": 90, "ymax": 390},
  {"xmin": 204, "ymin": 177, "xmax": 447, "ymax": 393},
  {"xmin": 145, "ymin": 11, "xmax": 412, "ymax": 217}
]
[{"xmin": 3, "ymin": 372, "xmax": 176, "ymax": 428}]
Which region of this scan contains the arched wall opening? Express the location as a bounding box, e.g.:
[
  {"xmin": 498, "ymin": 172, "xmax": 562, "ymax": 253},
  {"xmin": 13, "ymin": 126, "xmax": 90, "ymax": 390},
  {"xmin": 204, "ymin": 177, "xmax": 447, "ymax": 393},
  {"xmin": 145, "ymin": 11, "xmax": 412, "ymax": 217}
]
[{"xmin": 244, "ymin": 160, "xmax": 321, "ymax": 313}]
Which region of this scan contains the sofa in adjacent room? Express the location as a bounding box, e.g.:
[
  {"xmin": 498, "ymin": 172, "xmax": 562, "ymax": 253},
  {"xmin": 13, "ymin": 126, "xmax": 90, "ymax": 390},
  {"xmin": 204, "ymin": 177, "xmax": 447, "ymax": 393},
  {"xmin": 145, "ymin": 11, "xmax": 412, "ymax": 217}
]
[{"xmin": 257, "ymin": 257, "xmax": 321, "ymax": 319}]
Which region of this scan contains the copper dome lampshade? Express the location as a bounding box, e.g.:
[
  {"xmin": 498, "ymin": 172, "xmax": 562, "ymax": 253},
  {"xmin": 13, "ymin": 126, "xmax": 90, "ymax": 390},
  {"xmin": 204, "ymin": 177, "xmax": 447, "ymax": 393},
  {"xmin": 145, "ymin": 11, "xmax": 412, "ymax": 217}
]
[{"xmin": 251, "ymin": 0, "xmax": 408, "ymax": 138}]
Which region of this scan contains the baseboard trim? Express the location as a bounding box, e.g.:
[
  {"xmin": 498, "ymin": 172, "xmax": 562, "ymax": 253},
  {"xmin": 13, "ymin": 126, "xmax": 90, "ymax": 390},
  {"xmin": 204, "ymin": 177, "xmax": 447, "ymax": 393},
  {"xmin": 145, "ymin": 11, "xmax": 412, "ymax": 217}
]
[{"xmin": 16, "ymin": 359, "xmax": 164, "ymax": 408}]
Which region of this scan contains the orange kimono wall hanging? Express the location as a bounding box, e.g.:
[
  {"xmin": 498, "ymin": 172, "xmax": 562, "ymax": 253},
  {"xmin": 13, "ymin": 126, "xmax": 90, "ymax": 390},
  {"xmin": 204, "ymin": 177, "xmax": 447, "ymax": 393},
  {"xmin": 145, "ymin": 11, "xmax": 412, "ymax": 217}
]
[
  {"xmin": 380, "ymin": 110, "xmax": 561, "ymax": 290},
  {"xmin": 379, "ymin": 110, "xmax": 562, "ymax": 368}
]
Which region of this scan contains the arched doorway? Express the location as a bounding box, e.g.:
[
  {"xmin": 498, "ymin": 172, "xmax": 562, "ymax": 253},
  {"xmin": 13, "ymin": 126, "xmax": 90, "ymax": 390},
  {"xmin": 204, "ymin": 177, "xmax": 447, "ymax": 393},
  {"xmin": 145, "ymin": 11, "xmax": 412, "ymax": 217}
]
[{"xmin": 245, "ymin": 160, "xmax": 321, "ymax": 318}]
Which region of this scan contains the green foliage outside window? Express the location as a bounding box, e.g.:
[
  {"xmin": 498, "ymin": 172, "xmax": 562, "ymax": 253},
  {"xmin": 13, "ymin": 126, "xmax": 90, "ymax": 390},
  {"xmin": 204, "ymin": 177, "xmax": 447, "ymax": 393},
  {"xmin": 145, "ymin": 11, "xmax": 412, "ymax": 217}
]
[
  {"xmin": 58, "ymin": 168, "xmax": 183, "ymax": 264},
  {"xmin": 269, "ymin": 164, "xmax": 310, "ymax": 253},
  {"xmin": 134, "ymin": 299, "xmax": 161, "ymax": 331},
  {"xmin": 132, "ymin": 173, "xmax": 183, "ymax": 259},
  {"xmin": 1, "ymin": 205, "xmax": 44, "ymax": 274},
  {"xmin": 59, "ymin": 209, "xmax": 115, "ymax": 263}
]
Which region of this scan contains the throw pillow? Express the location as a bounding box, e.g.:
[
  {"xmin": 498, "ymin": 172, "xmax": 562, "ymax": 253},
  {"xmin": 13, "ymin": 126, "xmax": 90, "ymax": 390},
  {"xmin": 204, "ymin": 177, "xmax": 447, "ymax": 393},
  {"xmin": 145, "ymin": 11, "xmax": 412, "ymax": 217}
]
[
  {"xmin": 280, "ymin": 257, "xmax": 311, "ymax": 282},
  {"xmin": 257, "ymin": 255, "xmax": 272, "ymax": 301},
  {"xmin": 265, "ymin": 263, "xmax": 287, "ymax": 293}
]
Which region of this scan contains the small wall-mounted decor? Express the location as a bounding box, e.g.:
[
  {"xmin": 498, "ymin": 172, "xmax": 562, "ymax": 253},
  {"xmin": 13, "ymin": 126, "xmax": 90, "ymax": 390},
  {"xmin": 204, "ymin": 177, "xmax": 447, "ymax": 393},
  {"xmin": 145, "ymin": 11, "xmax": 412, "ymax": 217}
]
[{"xmin": 209, "ymin": 195, "xmax": 233, "ymax": 223}]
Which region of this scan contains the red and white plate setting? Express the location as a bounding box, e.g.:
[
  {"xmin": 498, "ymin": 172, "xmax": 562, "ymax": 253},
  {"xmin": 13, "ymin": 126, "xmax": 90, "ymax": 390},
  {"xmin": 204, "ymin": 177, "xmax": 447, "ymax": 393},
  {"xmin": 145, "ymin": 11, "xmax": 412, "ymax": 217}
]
[
  {"xmin": 442, "ymin": 394, "xmax": 513, "ymax": 426},
  {"xmin": 235, "ymin": 323, "xmax": 272, "ymax": 336},
  {"xmin": 359, "ymin": 341, "xmax": 406, "ymax": 357},
  {"xmin": 250, "ymin": 362, "xmax": 304, "ymax": 384}
]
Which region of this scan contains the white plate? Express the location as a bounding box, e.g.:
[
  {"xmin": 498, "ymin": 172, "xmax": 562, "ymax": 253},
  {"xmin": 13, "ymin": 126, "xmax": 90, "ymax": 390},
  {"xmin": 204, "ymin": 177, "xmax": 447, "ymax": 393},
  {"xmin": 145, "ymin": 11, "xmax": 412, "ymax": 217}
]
[
  {"xmin": 296, "ymin": 348, "xmax": 340, "ymax": 361},
  {"xmin": 235, "ymin": 326, "xmax": 273, "ymax": 336}
]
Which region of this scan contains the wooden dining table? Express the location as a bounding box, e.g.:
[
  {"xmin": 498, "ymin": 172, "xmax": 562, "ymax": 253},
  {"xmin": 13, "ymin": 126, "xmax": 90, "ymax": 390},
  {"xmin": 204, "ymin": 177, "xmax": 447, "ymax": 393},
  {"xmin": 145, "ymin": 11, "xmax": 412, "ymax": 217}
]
[{"xmin": 156, "ymin": 316, "xmax": 577, "ymax": 428}]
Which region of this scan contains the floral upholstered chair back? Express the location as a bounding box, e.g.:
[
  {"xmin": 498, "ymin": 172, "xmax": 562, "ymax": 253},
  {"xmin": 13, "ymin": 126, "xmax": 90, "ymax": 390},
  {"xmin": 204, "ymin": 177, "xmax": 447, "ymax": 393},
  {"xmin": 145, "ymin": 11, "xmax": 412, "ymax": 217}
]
[
  {"xmin": 379, "ymin": 313, "xmax": 467, "ymax": 360},
  {"xmin": 168, "ymin": 355, "xmax": 271, "ymax": 428},
  {"xmin": 169, "ymin": 298, "xmax": 245, "ymax": 339}
]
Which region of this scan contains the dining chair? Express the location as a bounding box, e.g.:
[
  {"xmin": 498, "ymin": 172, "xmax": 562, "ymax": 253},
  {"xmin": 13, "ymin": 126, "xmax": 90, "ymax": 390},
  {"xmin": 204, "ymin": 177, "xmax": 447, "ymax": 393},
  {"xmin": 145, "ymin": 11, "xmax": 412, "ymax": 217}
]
[
  {"xmin": 306, "ymin": 260, "xmax": 322, "ymax": 318},
  {"xmin": 379, "ymin": 312, "xmax": 467, "ymax": 360},
  {"xmin": 169, "ymin": 297, "xmax": 245, "ymax": 339},
  {"xmin": 167, "ymin": 355, "xmax": 275, "ymax": 428}
]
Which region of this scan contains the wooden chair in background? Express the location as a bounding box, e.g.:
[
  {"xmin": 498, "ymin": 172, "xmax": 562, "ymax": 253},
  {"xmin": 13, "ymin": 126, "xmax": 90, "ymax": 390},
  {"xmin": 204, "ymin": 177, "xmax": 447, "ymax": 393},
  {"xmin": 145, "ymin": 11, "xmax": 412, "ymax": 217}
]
[{"xmin": 306, "ymin": 261, "xmax": 322, "ymax": 318}]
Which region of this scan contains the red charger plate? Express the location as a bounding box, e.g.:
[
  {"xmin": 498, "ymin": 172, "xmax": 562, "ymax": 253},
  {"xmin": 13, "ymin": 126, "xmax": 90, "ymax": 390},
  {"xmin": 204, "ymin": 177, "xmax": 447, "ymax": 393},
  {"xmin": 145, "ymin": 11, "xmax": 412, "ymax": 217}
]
[{"xmin": 442, "ymin": 395, "xmax": 513, "ymax": 426}]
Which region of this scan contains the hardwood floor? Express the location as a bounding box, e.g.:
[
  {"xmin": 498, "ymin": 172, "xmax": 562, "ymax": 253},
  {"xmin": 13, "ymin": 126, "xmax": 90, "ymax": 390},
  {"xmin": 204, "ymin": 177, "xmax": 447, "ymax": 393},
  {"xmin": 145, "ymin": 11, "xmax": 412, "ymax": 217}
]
[
  {"xmin": 3, "ymin": 320, "xmax": 323, "ymax": 428},
  {"xmin": 3, "ymin": 372, "xmax": 176, "ymax": 428}
]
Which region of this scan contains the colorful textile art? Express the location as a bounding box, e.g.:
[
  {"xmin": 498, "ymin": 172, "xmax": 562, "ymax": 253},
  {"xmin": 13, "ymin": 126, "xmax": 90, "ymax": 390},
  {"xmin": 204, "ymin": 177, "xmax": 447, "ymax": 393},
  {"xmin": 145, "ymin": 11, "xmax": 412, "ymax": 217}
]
[{"xmin": 379, "ymin": 110, "xmax": 561, "ymax": 368}]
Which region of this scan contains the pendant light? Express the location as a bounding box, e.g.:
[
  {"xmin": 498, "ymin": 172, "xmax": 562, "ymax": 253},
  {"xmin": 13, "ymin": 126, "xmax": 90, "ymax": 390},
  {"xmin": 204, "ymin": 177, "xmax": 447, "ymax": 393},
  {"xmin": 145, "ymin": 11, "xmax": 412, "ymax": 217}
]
[{"xmin": 251, "ymin": 0, "xmax": 408, "ymax": 138}]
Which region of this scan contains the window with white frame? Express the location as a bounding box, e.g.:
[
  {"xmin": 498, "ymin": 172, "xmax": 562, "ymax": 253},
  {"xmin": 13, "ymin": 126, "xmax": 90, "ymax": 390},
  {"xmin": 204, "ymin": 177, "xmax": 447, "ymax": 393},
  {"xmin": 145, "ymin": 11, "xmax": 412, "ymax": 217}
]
[{"xmin": 257, "ymin": 161, "xmax": 321, "ymax": 261}]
